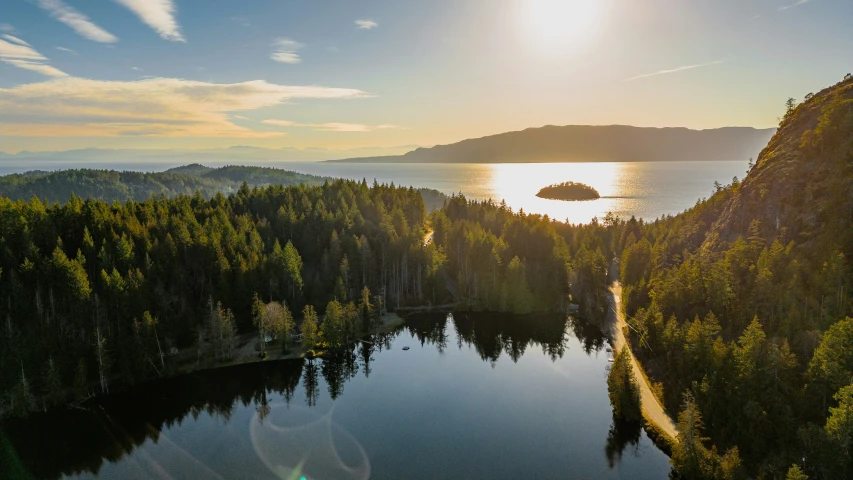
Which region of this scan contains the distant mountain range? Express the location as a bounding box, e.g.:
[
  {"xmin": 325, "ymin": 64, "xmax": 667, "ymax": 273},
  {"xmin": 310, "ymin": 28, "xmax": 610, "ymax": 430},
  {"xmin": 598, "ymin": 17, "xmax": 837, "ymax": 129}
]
[
  {"xmin": 0, "ymin": 125, "xmax": 776, "ymax": 169},
  {"xmin": 329, "ymin": 125, "xmax": 776, "ymax": 163},
  {"xmin": 0, "ymin": 145, "xmax": 419, "ymax": 172}
]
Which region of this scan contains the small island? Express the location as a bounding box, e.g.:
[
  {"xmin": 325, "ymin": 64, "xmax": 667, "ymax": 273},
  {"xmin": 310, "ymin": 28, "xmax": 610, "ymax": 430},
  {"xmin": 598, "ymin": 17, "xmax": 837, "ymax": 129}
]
[{"xmin": 536, "ymin": 182, "xmax": 600, "ymax": 201}]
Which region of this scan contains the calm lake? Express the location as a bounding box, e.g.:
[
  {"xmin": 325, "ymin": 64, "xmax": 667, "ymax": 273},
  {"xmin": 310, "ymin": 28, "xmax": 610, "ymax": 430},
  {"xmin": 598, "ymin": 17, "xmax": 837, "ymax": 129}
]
[
  {"xmin": 0, "ymin": 160, "xmax": 748, "ymax": 224},
  {"xmin": 1, "ymin": 314, "xmax": 672, "ymax": 479}
]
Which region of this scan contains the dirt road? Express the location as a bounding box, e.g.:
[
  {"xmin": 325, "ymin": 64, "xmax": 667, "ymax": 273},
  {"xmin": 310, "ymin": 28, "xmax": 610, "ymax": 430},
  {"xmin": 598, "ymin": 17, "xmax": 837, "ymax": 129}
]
[{"xmin": 607, "ymin": 278, "xmax": 679, "ymax": 441}]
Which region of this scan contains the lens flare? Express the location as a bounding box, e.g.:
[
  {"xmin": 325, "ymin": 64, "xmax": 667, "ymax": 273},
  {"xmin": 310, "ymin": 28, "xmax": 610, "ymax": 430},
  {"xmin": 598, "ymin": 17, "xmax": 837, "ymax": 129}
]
[{"xmin": 250, "ymin": 403, "xmax": 370, "ymax": 480}]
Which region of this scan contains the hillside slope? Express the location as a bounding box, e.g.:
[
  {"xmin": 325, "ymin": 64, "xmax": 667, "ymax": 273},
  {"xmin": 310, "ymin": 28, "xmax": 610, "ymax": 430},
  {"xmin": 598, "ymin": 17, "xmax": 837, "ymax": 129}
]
[
  {"xmin": 0, "ymin": 164, "xmax": 448, "ymax": 211},
  {"xmin": 614, "ymin": 74, "xmax": 853, "ymax": 478},
  {"xmin": 708, "ymin": 80, "xmax": 853, "ymax": 255},
  {"xmin": 330, "ymin": 125, "xmax": 775, "ymax": 163}
]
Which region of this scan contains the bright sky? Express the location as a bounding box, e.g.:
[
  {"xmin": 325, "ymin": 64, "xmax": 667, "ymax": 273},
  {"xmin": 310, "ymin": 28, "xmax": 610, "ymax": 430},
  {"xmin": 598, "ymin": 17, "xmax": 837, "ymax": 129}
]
[{"xmin": 0, "ymin": 0, "xmax": 850, "ymax": 153}]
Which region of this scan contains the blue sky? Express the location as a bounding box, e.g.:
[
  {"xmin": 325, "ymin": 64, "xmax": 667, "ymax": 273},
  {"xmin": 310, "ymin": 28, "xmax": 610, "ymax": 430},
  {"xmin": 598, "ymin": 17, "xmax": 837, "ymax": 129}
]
[{"xmin": 0, "ymin": 0, "xmax": 851, "ymax": 153}]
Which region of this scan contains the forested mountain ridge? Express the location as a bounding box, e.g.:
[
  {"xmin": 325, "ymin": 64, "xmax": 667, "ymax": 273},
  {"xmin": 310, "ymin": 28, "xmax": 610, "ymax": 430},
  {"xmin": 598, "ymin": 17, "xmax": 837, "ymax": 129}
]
[
  {"xmin": 707, "ymin": 81, "xmax": 853, "ymax": 252},
  {"xmin": 0, "ymin": 165, "xmax": 326, "ymax": 205},
  {"xmin": 617, "ymin": 75, "xmax": 853, "ymax": 478},
  {"xmin": 330, "ymin": 125, "xmax": 775, "ymax": 163},
  {"xmin": 0, "ymin": 164, "xmax": 448, "ymax": 212}
]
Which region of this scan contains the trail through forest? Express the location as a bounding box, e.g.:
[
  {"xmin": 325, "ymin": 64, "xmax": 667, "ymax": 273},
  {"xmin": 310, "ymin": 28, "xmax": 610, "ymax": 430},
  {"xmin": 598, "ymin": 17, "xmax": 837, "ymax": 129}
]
[{"xmin": 607, "ymin": 260, "xmax": 679, "ymax": 441}]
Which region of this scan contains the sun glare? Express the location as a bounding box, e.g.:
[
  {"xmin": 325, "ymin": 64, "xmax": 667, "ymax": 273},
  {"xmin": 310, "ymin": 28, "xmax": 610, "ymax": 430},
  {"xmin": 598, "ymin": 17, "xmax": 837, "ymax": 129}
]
[{"xmin": 526, "ymin": 0, "xmax": 599, "ymax": 48}]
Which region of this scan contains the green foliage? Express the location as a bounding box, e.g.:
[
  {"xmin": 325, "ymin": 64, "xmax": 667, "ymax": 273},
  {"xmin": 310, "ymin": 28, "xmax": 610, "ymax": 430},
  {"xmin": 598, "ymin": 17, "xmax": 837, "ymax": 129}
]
[
  {"xmin": 607, "ymin": 346, "xmax": 642, "ymax": 423},
  {"xmin": 824, "ymin": 382, "xmax": 853, "ymax": 472},
  {"xmin": 610, "ymin": 80, "xmax": 853, "ymax": 478},
  {"xmin": 672, "ymin": 393, "xmax": 744, "ymax": 480},
  {"xmin": 251, "ymin": 293, "xmax": 268, "ymax": 357},
  {"xmin": 0, "ymin": 179, "xmax": 435, "ymax": 407},
  {"xmin": 786, "ymin": 464, "xmax": 809, "ymax": 480},
  {"xmin": 429, "ymin": 195, "xmax": 587, "ymax": 314},
  {"xmin": 320, "ymin": 299, "xmax": 357, "ymax": 350},
  {"xmin": 301, "ymin": 305, "xmax": 319, "ymax": 350},
  {"xmin": 808, "ymin": 317, "xmax": 853, "ymax": 407}
]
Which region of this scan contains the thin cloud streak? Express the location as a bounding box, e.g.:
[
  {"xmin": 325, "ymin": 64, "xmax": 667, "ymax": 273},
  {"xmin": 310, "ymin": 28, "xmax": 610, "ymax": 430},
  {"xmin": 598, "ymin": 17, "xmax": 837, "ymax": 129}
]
[
  {"xmin": 55, "ymin": 46, "xmax": 77, "ymax": 55},
  {"xmin": 625, "ymin": 60, "xmax": 725, "ymax": 81},
  {"xmin": 0, "ymin": 24, "xmax": 15, "ymax": 33},
  {"xmin": 355, "ymin": 19, "xmax": 378, "ymax": 30},
  {"xmin": 0, "ymin": 36, "xmax": 68, "ymax": 77},
  {"xmin": 262, "ymin": 119, "xmax": 402, "ymax": 132},
  {"xmin": 271, "ymin": 38, "xmax": 303, "ymax": 64},
  {"xmin": 3, "ymin": 59, "xmax": 68, "ymax": 77},
  {"xmin": 116, "ymin": 0, "xmax": 185, "ymax": 42},
  {"xmin": 36, "ymin": 0, "xmax": 118, "ymax": 43},
  {"xmin": 2, "ymin": 35, "xmax": 30, "ymax": 46},
  {"xmin": 778, "ymin": 0, "xmax": 811, "ymax": 11}
]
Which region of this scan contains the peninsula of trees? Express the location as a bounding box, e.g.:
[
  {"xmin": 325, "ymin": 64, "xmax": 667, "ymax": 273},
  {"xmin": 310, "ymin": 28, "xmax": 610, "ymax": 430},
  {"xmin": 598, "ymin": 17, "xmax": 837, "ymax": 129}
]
[
  {"xmin": 0, "ymin": 178, "xmax": 611, "ymax": 421},
  {"xmin": 329, "ymin": 125, "xmax": 775, "ymax": 163},
  {"xmin": 536, "ymin": 182, "xmax": 600, "ymax": 201}
]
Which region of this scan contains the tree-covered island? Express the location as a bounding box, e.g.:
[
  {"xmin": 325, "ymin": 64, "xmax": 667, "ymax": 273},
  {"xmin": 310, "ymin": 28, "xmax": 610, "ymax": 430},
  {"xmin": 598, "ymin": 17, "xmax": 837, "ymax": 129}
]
[{"xmin": 536, "ymin": 181, "xmax": 601, "ymax": 201}]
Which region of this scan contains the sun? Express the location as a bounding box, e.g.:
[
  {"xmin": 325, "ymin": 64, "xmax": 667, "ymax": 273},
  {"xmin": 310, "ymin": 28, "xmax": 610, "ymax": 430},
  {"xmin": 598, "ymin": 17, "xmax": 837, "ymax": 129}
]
[{"xmin": 526, "ymin": 0, "xmax": 600, "ymax": 48}]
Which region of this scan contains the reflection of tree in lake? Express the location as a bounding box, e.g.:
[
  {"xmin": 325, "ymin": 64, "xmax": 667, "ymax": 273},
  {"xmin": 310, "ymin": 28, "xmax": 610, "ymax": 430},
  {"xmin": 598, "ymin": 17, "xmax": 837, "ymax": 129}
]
[
  {"xmin": 568, "ymin": 316, "xmax": 608, "ymax": 354},
  {"xmin": 359, "ymin": 340, "xmax": 375, "ymax": 378},
  {"xmin": 1, "ymin": 314, "xmax": 611, "ymax": 479},
  {"xmin": 407, "ymin": 312, "xmax": 581, "ymax": 364},
  {"xmin": 321, "ymin": 347, "xmax": 359, "ymax": 400},
  {"xmin": 604, "ymin": 416, "xmax": 642, "ymax": 469},
  {"xmin": 1, "ymin": 360, "xmax": 305, "ymax": 479},
  {"xmin": 303, "ymin": 359, "xmax": 320, "ymax": 407},
  {"xmin": 404, "ymin": 313, "xmax": 449, "ymax": 352}
]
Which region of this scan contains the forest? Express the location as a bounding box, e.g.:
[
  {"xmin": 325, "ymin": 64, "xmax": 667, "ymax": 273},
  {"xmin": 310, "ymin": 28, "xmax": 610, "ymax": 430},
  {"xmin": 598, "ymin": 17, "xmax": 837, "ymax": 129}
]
[
  {"xmin": 0, "ymin": 176, "xmax": 611, "ymax": 421},
  {"xmin": 614, "ymin": 76, "xmax": 853, "ymax": 478}
]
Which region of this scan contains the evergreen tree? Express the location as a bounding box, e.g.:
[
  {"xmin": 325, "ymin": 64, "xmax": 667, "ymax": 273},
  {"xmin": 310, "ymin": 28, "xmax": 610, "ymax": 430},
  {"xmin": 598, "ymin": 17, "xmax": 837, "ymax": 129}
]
[{"xmin": 607, "ymin": 346, "xmax": 642, "ymax": 423}]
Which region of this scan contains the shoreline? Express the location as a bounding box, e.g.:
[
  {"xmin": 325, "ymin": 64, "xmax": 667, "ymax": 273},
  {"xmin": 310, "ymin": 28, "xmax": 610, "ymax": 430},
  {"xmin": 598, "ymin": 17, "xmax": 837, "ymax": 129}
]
[{"xmin": 0, "ymin": 313, "xmax": 407, "ymax": 421}]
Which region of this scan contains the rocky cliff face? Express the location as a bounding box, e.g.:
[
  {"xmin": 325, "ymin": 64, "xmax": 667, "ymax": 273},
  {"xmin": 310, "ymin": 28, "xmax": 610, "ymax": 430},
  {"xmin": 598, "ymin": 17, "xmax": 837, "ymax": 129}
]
[{"xmin": 708, "ymin": 76, "xmax": 853, "ymax": 260}]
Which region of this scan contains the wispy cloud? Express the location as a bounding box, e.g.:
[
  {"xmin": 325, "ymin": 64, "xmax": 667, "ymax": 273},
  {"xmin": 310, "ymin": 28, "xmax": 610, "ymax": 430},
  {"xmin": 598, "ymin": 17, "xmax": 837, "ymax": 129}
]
[
  {"xmin": 55, "ymin": 46, "xmax": 77, "ymax": 55},
  {"xmin": 625, "ymin": 60, "xmax": 725, "ymax": 81},
  {"xmin": 2, "ymin": 35, "xmax": 31, "ymax": 47},
  {"xmin": 0, "ymin": 78, "xmax": 367, "ymax": 137},
  {"xmin": 115, "ymin": 0, "xmax": 185, "ymax": 42},
  {"xmin": 131, "ymin": 66, "xmax": 142, "ymax": 71},
  {"xmin": 355, "ymin": 19, "xmax": 378, "ymax": 30},
  {"xmin": 778, "ymin": 0, "xmax": 811, "ymax": 11},
  {"xmin": 263, "ymin": 119, "xmax": 401, "ymax": 132},
  {"xmin": 0, "ymin": 36, "xmax": 68, "ymax": 77},
  {"xmin": 36, "ymin": 0, "xmax": 118, "ymax": 43},
  {"xmin": 0, "ymin": 24, "xmax": 15, "ymax": 33},
  {"xmin": 271, "ymin": 38, "xmax": 303, "ymax": 64}
]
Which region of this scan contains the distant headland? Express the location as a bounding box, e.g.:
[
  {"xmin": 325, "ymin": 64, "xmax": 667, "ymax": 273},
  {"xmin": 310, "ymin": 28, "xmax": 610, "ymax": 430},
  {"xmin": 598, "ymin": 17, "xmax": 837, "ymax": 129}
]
[
  {"xmin": 536, "ymin": 182, "xmax": 600, "ymax": 201},
  {"xmin": 327, "ymin": 125, "xmax": 775, "ymax": 164}
]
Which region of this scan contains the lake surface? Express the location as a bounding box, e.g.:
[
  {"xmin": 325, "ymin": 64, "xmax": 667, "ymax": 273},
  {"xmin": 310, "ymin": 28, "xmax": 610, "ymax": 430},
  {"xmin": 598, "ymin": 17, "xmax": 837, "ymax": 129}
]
[
  {"xmin": 1, "ymin": 314, "xmax": 672, "ymax": 479},
  {"xmin": 0, "ymin": 160, "xmax": 747, "ymax": 224},
  {"xmin": 286, "ymin": 161, "xmax": 747, "ymax": 224}
]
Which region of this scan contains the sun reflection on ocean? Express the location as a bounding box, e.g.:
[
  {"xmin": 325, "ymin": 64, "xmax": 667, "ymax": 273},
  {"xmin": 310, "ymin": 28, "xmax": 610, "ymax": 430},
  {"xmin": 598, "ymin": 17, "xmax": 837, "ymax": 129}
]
[
  {"xmin": 285, "ymin": 160, "xmax": 748, "ymax": 225},
  {"xmin": 488, "ymin": 162, "xmax": 619, "ymax": 222}
]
